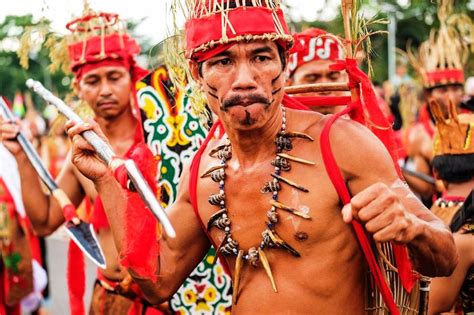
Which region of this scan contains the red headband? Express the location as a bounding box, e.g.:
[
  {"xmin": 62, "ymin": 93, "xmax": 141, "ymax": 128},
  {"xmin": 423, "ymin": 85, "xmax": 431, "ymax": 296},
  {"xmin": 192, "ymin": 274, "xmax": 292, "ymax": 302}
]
[
  {"xmin": 288, "ymin": 28, "xmax": 343, "ymax": 76},
  {"xmin": 185, "ymin": 5, "xmax": 292, "ymax": 62},
  {"xmin": 425, "ymin": 69, "xmax": 465, "ymax": 89},
  {"xmin": 68, "ymin": 33, "xmax": 148, "ymax": 81}
]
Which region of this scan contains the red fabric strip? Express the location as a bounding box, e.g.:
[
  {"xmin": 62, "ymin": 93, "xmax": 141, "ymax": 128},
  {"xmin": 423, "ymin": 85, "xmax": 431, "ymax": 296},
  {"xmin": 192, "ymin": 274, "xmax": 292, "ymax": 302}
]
[
  {"xmin": 319, "ymin": 107, "xmax": 400, "ymax": 315},
  {"xmin": 67, "ymin": 240, "xmax": 86, "ymax": 315}
]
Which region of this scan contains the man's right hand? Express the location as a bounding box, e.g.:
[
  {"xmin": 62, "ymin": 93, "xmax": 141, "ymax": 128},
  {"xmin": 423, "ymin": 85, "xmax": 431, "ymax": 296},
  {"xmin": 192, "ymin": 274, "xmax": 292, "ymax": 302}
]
[
  {"xmin": 0, "ymin": 116, "xmax": 24, "ymax": 155},
  {"xmin": 65, "ymin": 119, "xmax": 110, "ymax": 182}
]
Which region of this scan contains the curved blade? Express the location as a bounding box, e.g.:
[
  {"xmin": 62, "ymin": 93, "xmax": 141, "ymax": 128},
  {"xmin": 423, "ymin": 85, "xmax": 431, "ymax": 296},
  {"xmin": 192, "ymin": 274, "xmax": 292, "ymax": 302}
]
[{"xmin": 65, "ymin": 220, "xmax": 106, "ymax": 269}]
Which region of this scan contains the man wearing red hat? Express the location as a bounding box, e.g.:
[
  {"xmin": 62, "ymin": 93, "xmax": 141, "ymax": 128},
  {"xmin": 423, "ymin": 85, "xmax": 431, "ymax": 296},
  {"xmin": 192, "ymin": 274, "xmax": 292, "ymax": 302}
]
[
  {"xmin": 0, "ymin": 9, "xmax": 161, "ymax": 315},
  {"xmin": 287, "ymin": 27, "xmax": 348, "ymax": 114},
  {"xmin": 67, "ymin": 1, "xmax": 457, "ymax": 313},
  {"xmin": 404, "ymin": 0, "xmax": 471, "ymax": 200}
]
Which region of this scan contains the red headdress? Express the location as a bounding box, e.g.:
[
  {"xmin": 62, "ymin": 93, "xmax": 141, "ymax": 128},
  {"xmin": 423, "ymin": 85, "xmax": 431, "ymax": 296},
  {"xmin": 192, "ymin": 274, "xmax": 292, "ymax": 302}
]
[
  {"xmin": 65, "ymin": 10, "xmax": 148, "ymax": 82},
  {"xmin": 184, "ymin": 0, "xmax": 294, "ymax": 62},
  {"xmin": 407, "ymin": 0, "xmax": 471, "ymax": 89},
  {"xmin": 288, "ymin": 28, "xmax": 344, "ymax": 76}
]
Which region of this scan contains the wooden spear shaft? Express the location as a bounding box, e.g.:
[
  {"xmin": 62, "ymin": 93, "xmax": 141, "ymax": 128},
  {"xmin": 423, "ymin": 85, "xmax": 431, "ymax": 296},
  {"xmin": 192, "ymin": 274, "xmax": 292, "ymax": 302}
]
[{"xmin": 284, "ymin": 82, "xmax": 350, "ymax": 94}]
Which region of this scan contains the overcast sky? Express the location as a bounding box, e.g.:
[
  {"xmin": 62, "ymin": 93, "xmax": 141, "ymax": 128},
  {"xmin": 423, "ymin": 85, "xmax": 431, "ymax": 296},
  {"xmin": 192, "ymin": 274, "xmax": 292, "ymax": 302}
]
[{"xmin": 0, "ymin": 0, "xmax": 338, "ymax": 43}]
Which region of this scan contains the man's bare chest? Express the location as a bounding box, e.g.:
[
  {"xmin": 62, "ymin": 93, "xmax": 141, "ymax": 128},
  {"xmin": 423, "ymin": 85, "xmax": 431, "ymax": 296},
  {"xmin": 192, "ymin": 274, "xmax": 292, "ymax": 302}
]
[{"xmin": 196, "ymin": 155, "xmax": 346, "ymax": 256}]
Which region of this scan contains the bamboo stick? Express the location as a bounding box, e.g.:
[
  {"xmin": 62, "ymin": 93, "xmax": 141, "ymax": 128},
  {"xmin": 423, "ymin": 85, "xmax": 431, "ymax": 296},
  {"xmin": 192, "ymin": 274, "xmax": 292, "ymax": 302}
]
[{"xmin": 284, "ymin": 82, "xmax": 350, "ymax": 94}]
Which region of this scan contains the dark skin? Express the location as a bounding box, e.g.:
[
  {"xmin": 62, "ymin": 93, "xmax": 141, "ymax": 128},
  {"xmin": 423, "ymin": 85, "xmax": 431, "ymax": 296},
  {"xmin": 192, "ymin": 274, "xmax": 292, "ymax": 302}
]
[{"xmin": 67, "ymin": 41, "xmax": 457, "ymax": 313}]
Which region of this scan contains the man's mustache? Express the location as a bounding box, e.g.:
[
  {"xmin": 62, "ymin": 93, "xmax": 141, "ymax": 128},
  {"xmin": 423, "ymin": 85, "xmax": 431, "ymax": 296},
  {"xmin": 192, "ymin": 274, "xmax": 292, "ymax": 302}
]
[{"xmin": 221, "ymin": 94, "xmax": 272, "ymax": 110}]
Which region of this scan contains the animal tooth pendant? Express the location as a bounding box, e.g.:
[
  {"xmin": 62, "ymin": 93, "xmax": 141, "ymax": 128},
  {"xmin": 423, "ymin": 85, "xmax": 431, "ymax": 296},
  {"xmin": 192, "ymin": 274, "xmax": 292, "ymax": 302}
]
[
  {"xmin": 208, "ymin": 193, "xmax": 226, "ymax": 206},
  {"xmin": 277, "ymin": 153, "xmax": 315, "ymax": 166},
  {"xmin": 217, "ymin": 146, "xmax": 232, "ymax": 161},
  {"xmin": 282, "ymin": 131, "xmax": 314, "ymax": 142},
  {"xmin": 233, "ymin": 250, "xmax": 244, "ymax": 305},
  {"xmin": 258, "ymin": 248, "xmax": 278, "ymax": 293},
  {"xmin": 210, "ymin": 169, "xmax": 225, "ymax": 182},
  {"xmin": 209, "ymin": 144, "xmax": 228, "ymax": 157},
  {"xmin": 266, "ymin": 229, "xmax": 301, "ymax": 257},
  {"xmin": 201, "ymin": 165, "xmax": 226, "ymax": 178},
  {"xmin": 271, "ymin": 174, "xmax": 309, "ymax": 192},
  {"xmin": 220, "ymin": 238, "xmax": 239, "ymax": 255},
  {"xmin": 261, "ymin": 181, "xmax": 281, "ymax": 194},
  {"xmin": 275, "ymin": 135, "xmax": 293, "ymax": 151},
  {"xmin": 207, "ymin": 209, "xmax": 229, "ymax": 232},
  {"xmin": 271, "ymin": 156, "xmax": 291, "ymax": 172},
  {"xmin": 270, "ymin": 200, "xmax": 312, "ymax": 220},
  {"xmin": 248, "ymin": 247, "xmax": 259, "ymax": 267}
]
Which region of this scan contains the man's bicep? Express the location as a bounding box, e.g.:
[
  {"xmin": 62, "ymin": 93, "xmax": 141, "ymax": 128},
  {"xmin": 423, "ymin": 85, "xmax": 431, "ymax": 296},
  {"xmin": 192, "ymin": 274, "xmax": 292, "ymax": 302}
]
[{"xmin": 331, "ymin": 119, "xmax": 401, "ymax": 196}]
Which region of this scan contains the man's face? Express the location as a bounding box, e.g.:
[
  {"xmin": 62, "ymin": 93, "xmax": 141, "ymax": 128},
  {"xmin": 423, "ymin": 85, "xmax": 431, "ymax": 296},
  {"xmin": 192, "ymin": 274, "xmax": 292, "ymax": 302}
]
[
  {"xmin": 289, "ymin": 59, "xmax": 347, "ymax": 114},
  {"xmin": 192, "ymin": 40, "xmax": 286, "ymax": 131},
  {"xmin": 75, "ymin": 66, "xmax": 132, "ymax": 120},
  {"xmin": 429, "ymin": 84, "xmax": 464, "ymax": 114}
]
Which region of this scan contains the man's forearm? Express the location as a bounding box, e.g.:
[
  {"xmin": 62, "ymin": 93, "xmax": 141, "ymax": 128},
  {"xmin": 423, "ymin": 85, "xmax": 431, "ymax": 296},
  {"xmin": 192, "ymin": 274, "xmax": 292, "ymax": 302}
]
[
  {"xmin": 15, "ymin": 152, "xmax": 56, "ymax": 233},
  {"xmin": 94, "ymin": 172, "xmax": 126, "ymax": 253},
  {"xmin": 407, "ymin": 220, "xmax": 457, "ymax": 277},
  {"xmin": 94, "ymin": 173, "xmax": 171, "ymax": 304}
]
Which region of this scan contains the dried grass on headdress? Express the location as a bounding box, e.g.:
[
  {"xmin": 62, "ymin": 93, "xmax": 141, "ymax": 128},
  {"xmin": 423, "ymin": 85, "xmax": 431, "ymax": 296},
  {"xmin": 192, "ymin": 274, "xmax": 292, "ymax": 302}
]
[
  {"xmin": 342, "ymin": 0, "xmax": 388, "ymax": 76},
  {"xmin": 164, "ymin": 34, "xmax": 210, "ymax": 123},
  {"xmin": 407, "ymin": 0, "xmax": 473, "ymax": 87},
  {"xmin": 164, "ymin": 0, "xmax": 215, "ymax": 123},
  {"xmin": 17, "ymin": 4, "xmax": 98, "ymax": 131}
]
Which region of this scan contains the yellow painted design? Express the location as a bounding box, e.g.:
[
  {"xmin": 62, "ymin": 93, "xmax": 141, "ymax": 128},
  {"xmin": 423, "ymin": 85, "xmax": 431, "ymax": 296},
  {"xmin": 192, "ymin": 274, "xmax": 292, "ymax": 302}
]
[
  {"xmin": 206, "ymin": 255, "xmax": 215, "ymax": 264},
  {"xmin": 142, "ymin": 98, "xmax": 157, "ymax": 120}
]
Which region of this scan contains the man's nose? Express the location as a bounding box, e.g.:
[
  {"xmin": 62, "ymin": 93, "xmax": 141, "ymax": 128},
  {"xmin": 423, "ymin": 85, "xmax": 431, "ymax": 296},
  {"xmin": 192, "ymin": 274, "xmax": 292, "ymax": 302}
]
[
  {"xmin": 99, "ymin": 80, "xmax": 113, "ymax": 96},
  {"xmin": 231, "ymin": 62, "xmax": 258, "ymax": 91}
]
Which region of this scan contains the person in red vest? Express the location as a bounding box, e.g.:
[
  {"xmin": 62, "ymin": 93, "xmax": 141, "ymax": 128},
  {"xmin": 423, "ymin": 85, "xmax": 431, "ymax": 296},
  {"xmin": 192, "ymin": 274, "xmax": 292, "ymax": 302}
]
[
  {"xmin": 66, "ymin": 1, "xmax": 456, "ymax": 313},
  {"xmin": 0, "ymin": 7, "xmax": 163, "ymax": 315}
]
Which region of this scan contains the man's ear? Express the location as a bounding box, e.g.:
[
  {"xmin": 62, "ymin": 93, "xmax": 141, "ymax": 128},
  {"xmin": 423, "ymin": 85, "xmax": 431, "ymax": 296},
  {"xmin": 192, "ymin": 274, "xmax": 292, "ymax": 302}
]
[
  {"xmin": 72, "ymin": 79, "xmax": 81, "ymax": 96},
  {"xmin": 189, "ymin": 61, "xmax": 203, "ymax": 86}
]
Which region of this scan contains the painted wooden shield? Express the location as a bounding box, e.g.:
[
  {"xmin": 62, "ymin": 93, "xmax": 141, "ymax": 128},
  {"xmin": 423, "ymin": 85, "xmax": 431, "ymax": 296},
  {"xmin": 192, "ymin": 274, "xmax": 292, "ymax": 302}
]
[{"xmin": 137, "ymin": 66, "xmax": 232, "ymax": 314}]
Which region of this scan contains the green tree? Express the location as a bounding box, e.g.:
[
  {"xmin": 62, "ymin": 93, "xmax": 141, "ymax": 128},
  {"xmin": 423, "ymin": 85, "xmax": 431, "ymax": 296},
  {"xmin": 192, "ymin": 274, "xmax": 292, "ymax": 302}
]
[{"xmin": 0, "ymin": 15, "xmax": 71, "ymax": 108}]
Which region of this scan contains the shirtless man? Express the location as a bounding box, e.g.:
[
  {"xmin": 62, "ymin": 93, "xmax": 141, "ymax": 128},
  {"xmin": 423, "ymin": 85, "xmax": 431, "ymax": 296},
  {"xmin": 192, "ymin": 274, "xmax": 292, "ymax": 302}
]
[
  {"xmin": 287, "ymin": 28, "xmax": 348, "ymax": 114},
  {"xmin": 67, "ymin": 2, "xmax": 457, "ymax": 313},
  {"xmin": 0, "ymin": 10, "xmax": 161, "ymax": 314},
  {"xmin": 404, "ymin": 0, "xmax": 469, "ymax": 200},
  {"xmin": 427, "ymin": 101, "xmax": 474, "ymax": 314}
]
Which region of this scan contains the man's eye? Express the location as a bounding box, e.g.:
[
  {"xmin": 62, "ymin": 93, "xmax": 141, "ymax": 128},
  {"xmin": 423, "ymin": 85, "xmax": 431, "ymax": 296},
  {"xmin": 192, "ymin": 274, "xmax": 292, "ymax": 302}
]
[
  {"xmin": 304, "ymin": 74, "xmax": 319, "ymax": 83},
  {"xmin": 255, "ymin": 55, "xmax": 270, "ymax": 62},
  {"xmin": 85, "ymin": 80, "xmax": 98, "ymax": 85},
  {"xmin": 216, "ymin": 58, "xmax": 231, "ymax": 66},
  {"xmin": 328, "ymin": 72, "xmax": 341, "ymax": 81}
]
